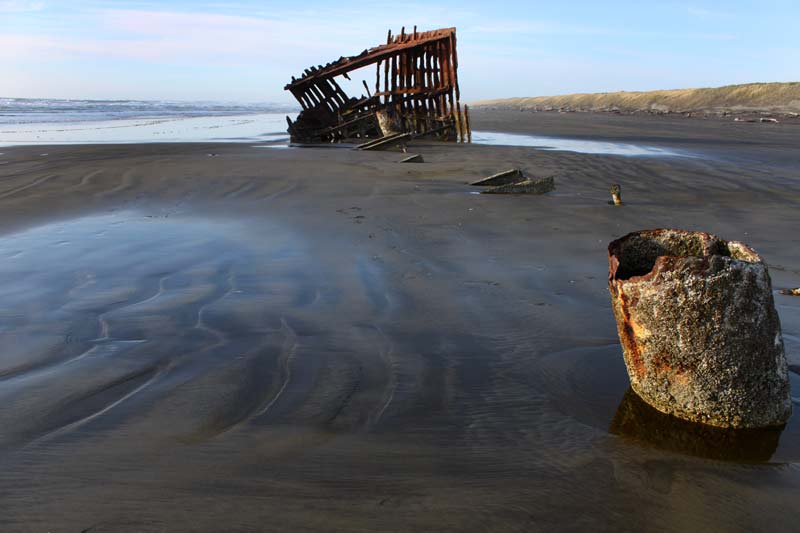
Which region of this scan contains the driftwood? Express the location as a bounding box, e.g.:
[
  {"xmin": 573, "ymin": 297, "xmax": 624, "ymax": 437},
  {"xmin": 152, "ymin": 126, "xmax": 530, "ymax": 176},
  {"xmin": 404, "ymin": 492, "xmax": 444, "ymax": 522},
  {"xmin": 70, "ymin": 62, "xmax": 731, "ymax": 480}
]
[{"xmin": 284, "ymin": 28, "xmax": 470, "ymax": 145}]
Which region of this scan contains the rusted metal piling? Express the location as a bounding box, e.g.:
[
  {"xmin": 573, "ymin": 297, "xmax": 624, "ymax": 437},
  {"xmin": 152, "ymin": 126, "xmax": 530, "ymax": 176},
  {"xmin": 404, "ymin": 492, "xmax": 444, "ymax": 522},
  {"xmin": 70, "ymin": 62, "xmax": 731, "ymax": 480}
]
[
  {"xmin": 608, "ymin": 229, "xmax": 792, "ymax": 429},
  {"xmin": 284, "ymin": 27, "xmax": 470, "ymax": 145},
  {"xmin": 610, "ymin": 184, "xmax": 622, "ymax": 205}
]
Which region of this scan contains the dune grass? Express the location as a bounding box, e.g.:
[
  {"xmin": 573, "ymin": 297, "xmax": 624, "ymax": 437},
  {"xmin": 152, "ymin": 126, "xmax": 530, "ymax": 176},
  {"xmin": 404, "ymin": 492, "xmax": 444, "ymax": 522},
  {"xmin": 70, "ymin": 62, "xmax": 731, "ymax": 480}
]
[{"xmin": 473, "ymin": 82, "xmax": 800, "ymax": 114}]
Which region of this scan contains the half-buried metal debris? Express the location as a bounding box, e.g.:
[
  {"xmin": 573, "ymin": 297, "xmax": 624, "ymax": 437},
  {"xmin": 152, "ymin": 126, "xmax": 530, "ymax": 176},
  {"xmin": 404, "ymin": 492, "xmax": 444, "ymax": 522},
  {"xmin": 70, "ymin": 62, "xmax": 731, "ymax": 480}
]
[
  {"xmin": 356, "ymin": 132, "xmax": 412, "ymax": 151},
  {"xmin": 471, "ymin": 168, "xmax": 555, "ymax": 194}
]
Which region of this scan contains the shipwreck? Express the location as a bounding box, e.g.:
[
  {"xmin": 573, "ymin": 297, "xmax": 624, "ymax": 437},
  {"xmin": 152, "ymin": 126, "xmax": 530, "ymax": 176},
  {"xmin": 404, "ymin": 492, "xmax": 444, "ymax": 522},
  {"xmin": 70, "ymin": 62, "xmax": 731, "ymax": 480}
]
[{"xmin": 284, "ymin": 27, "xmax": 471, "ymax": 146}]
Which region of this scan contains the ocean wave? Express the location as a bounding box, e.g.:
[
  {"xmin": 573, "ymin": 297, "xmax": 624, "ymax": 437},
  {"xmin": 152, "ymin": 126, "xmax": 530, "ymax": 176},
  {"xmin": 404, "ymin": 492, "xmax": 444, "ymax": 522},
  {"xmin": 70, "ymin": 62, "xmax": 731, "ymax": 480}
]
[{"xmin": 0, "ymin": 98, "xmax": 300, "ymax": 125}]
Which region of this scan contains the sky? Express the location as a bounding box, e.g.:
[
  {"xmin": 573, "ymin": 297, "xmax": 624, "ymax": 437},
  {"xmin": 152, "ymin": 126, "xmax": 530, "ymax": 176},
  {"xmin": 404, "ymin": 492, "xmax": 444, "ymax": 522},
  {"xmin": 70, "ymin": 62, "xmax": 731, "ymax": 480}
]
[{"xmin": 1, "ymin": 0, "xmax": 798, "ymax": 103}]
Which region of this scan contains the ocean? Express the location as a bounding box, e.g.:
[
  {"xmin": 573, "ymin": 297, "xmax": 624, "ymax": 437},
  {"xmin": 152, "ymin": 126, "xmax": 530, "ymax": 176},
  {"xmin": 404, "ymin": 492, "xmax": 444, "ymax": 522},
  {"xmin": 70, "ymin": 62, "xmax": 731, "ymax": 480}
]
[
  {"xmin": 1, "ymin": 98, "xmax": 693, "ymax": 157},
  {"xmin": 0, "ymin": 98, "xmax": 298, "ymax": 146}
]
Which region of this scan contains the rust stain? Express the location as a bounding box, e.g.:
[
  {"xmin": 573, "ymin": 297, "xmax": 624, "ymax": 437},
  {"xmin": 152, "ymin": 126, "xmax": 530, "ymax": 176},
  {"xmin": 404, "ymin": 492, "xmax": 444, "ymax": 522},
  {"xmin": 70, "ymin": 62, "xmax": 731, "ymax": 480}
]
[{"xmin": 614, "ymin": 286, "xmax": 647, "ymax": 381}]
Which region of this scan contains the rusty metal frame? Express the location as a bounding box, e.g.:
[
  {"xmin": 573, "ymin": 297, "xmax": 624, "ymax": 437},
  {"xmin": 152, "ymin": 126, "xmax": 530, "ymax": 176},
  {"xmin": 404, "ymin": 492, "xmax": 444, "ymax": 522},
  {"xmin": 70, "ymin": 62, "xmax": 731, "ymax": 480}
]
[{"xmin": 284, "ymin": 27, "xmax": 470, "ymax": 144}]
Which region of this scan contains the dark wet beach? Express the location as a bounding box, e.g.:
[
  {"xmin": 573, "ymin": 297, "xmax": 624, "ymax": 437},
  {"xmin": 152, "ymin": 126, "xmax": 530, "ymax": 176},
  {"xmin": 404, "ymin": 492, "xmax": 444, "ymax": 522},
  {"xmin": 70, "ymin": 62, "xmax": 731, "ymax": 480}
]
[{"xmin": 0, "ymin": 112, "xmax": 799, "ymax": 531}]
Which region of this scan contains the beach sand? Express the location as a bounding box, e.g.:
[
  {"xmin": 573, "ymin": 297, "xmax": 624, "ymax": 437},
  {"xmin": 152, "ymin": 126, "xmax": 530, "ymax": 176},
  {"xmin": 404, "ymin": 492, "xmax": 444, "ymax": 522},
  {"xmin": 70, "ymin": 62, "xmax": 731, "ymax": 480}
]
[{"xmin": 0, "ymin": 111, "xmax": 799, "ymax": 531}]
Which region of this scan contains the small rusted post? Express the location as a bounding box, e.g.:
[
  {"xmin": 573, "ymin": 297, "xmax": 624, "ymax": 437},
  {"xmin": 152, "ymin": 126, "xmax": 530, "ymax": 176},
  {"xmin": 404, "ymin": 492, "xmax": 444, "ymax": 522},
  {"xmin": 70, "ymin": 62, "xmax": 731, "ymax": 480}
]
[
  {"xmin": 454, "ymin": 107, "xmax": 462, "ymax": 143},
  {"xmin": 610, "ymin": 184, "xmax": 622, "ymax": 205},
  {"xmin": 464, "ymin": 104, "xmax": 472, "ymax": 143},
  {"xmin": 449, "ymin": 33, "xmax": 464, "ymax": 142},
  {"xmin": 384, "ymin": 54, "xmax": 390, "ymax": 104},
  {"xmin": 391, "ymin": 52, "xmax": 398, "ymax": 100}
]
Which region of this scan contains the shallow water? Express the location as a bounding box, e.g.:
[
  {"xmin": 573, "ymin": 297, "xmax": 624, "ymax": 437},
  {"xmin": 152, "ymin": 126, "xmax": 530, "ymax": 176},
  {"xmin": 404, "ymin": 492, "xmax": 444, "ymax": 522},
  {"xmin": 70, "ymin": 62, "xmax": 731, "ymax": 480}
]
[
  {"xmin": 0, "ymin": 115, "xmax": 690, "ymax": 155},
  {"xmin": 255, "ymin": 132, "xmax": 690, "ymax": 157},
  {"xmin": 473, "ymin": 130, "xmax": 690, "ymax": 157},
  {"xmin": 0, "ymin": 212, "xmax": 317, "ymax": 448},
  {"xmin": 1, "ymin": 212, "xmax": 796, "ymax": 463}
]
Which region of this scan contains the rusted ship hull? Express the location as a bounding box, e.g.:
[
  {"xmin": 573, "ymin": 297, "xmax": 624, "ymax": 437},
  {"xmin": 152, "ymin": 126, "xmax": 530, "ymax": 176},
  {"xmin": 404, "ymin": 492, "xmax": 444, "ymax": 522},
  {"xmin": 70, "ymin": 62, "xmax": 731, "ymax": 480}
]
[{"xmin": 284, "ymin": 27, "xmax": 470, "ymax": 144}]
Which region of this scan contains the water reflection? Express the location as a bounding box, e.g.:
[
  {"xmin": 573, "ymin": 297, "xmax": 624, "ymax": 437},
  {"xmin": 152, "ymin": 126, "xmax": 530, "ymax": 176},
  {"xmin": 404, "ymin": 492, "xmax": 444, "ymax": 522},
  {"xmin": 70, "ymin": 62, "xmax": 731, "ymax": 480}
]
[
  {"xmin": 610, "ymin": 388, "xmax": 784, "ymax": 462},
  {"xmin": 472, "ymin": 130, "xmax": 689, "ymax": 157}
]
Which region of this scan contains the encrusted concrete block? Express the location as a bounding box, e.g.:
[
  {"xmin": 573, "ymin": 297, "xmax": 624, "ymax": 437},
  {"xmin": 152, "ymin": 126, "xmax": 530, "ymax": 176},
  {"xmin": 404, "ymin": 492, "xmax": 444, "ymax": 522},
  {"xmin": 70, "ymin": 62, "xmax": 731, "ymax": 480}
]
[{"xmin": 608, "ymin": 229, "xmax": 792, "ymax": 429}]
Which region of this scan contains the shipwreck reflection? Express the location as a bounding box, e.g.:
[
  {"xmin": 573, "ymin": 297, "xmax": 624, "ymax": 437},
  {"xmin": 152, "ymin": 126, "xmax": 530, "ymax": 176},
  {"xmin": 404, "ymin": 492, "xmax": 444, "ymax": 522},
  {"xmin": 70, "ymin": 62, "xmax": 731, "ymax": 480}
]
[{"xmin": 610, "ymin": 388, "xmax": 783, "ymax": 463}]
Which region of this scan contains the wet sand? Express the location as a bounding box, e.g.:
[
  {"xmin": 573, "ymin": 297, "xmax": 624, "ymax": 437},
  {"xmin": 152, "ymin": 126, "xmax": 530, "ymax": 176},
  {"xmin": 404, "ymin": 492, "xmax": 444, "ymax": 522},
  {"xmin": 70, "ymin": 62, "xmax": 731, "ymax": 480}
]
[{"xmin": 0, "ymin": 112, "xmax": 799, "ymax": 531}]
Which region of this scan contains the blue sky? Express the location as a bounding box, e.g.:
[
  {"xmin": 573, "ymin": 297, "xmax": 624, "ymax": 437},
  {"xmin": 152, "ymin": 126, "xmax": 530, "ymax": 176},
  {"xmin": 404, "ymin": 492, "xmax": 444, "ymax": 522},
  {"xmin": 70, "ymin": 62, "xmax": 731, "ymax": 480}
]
[{"xmin": 1, "ymin": 0, "xmax": 797, "ymax": 103}]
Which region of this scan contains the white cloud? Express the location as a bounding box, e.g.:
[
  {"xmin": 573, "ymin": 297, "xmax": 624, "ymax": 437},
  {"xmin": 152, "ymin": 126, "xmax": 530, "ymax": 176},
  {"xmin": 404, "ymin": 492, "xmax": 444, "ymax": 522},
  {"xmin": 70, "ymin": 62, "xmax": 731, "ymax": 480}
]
[
  {"xmin": 0, "ymin": 0, "xmax": 44, "ymax": 11},
  {"xmin": 690, "ymin": 32, "xmax": 737, "ymax": 41},
  {"xmin": 467, "ymin": 20, "xmax": 608, "ymax": 36},
  {"xmin": 0, "ymin": 5, "xmax": 477, "ymax": 70},
  {"xmin": 1, "ymin": 9, "xmax": 363, "ymax": 66},
  {"xmin": 687, "ymin": 6, "xmax": 732, "ymax": 19},
  {"xmin": 687, "ymin": 7, "xmax": 713, "ymax": 17}
]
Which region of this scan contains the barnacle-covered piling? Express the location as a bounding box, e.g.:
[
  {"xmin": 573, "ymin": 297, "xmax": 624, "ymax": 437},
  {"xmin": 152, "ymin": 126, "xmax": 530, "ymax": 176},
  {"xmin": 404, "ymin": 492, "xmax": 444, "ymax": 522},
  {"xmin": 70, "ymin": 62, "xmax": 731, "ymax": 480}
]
[{"xmin": 608, "ymin": 229, "xmax": 792, "ymax": 429}]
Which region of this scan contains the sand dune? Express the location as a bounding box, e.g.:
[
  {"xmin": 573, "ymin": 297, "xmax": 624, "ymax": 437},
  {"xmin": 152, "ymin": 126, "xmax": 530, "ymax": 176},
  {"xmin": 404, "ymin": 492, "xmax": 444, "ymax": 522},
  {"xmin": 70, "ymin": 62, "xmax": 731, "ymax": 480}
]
[{"xmin": 473, "ymin": 81, "xmax": 800, "ymax": 116}]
